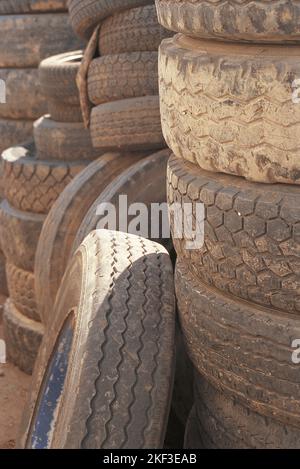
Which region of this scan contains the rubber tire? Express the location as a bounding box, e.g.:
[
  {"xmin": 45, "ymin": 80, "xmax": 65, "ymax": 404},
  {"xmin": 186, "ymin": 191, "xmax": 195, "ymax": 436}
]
[
  {"xmin": 68, "ymin": 0, "xmax": 153, "ymax": 39},
  {"xmin": 0, "ymin": 14, "xmax": 82, "ymax": 68},
  {"xmin": 6, "ymin": 263, "xmax": 38, "ymax": 322},
  {"xmin": 1, "ymin": 142, "xmax": 88, "ymax": 214},
  {"xmin": 176, "ymin": 261, "xmax": 300, "ymax": 427},
  {"xmin": 99, "ymin": 5, "xmax": 172, "ymax": 55},
  {"xmin": 168, "ymin": 155, "xmax": 300, "ymax": 315},
  {"xmin": 159, "ymin": 35, "xmax": 300, "ymax": 184},
  {"xmin": 0, "ymin": 251, "xmax": 8, "ymax": 297},
  {"xmin": 0, "ymin": 119, "xmax": 33, "ymax": 155},
  {"xmin": 3, "ymin": 299, "xmax": 44, "ymax": 375},
  {"xmin": 183, "ymin": 405, "xmax": 203, "ymax": 450},
  {"xmin": 194, "ymin": 375, "xmax": 300, "ymax": 449},
  {"xmin": 47, "ymin": 101, "xmax": 83, "ymax": 123},
  {"xmin": 0, "ymin": 0, "xmax": 67, "ymax": 14},
  {"xmin": 0, "ymin": 69, "xmax": 47, "ymax": 120},
  {"xmin": 35, "ymin": 151, "xmax": 146, "ymax": 325},
  {"xmin": 90, "ymin": 96, "xmax": 165, "ymax": 152},
  {"xmin": 0, "ymin": 200, "xmax": 45, "ymax": 271},
  {"xmin": 87, "ymin": 51, "xmax": 158, "ymax": 105},
  {"xmin": 20, "ymin": 230, "xmax": 175, "ymax": 448},
  {"xmin": 155, "ymin": 0, "xmax": 300, "ymax": 44},
  {"xmin": 39, "ymin": 51, "xmax": 83, "ymax": 106},
  {"xmin": 34, "ymin": 115, "xmax": 100, "ymax": 161}
]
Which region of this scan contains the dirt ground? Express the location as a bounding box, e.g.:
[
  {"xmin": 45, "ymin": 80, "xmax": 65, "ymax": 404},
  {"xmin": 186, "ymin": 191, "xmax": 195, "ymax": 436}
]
[{"xmin": 0, "ymin": 302, "xmax": 31, "ymax": 449}]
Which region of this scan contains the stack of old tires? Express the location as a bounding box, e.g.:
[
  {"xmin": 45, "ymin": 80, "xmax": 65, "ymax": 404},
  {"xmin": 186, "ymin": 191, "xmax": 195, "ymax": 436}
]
[{"xmin": 157, "ymin": 0, "xmax": 300, "ymax": 448}]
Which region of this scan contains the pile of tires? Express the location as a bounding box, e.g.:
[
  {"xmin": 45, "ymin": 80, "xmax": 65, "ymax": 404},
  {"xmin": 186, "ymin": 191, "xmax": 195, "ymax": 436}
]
[{"xmin": 157, "ymin": 0, "xmax": 300, "ymax": 448}]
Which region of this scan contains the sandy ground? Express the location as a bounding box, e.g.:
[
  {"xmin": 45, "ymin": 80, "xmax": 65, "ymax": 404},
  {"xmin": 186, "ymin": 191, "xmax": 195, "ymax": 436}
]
[{"xmin": 0, "ymin": 303, "xmax": 31, "ymax": 449}]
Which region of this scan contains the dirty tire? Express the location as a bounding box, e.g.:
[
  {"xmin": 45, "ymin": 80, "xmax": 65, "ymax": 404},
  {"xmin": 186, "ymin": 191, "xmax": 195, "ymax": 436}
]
[
  {"xmin": 90, "ymin": 96, "xmax": 164, "ymax": 152},
  {"xmin": 47, "ymin": 101, "xmax": 83, "ymax": 123},
  {"xmin": 1, "ymin": 142, "xmax": 87, "ymax": 214},
  {"xmin": 68, "ymin": 0, "xmax": 153, "ymax": 39},
  {"xmin": 0, "ymin": 119, "xmax": 33, "ymax": 155},
  {"xmin": 35, "ymin": 151, "xmax": 145, "ymax": 325},
  {"xmin": 194, "ymin": 375, "xmax": 300, "ymax": 449},
  {"xmin": 39, "ymin": 51, "xmax": 83, "ymax": 106},
  {"xmin": 168, "ymin": 155, "xmax": 300, "ymax": 315},
  {"xmin": 3, "ymin": 299, "xmax": 44, "ymax": 375},
  {"xmin": 183, "ymin": 405, "xmax": 203, "ymax": 449},
  {"xmin": 6, "ymin": 263, "xmax": 38, "ymax": 322},
  {"xmin": 20, "ymin": 230, "xmax": 175, "ymax": 448},
  {"xmin": 159, "ymin": 35, "xmax": 300, "ymax": 184},
  {"xmin": 0, "ymin": 200, "xmax": 45, "ymax": 271},
  {"xmin": 99, "ymin": 5, "xmax": 172, "ymax": 55},
  {"xmin": 0, "ymin": 14, "xmax": 82, "ymax": 68},
  {"xmin": 0, "ymin": 251, "xmax": 8, "ymax": 297},
  {"xmin": 88, "ymin": 51, "xmax": 158, "ymax": 105},
  {"xmin": 156, "ymin": 0, "xmax": 300, "ymax": 44},
  {"xmin": 0, "ymin": 69, "xmax": 47, "ymax": 120},
  {"xmin": 176, "ymin": 261, "xmax": 300, "ymax": 427},
  {"xmin": 0, "ymin": 0, "xmax": 67, "ymax": 14},
  {"xmin": 34, "ymin": 115, "xmax": 100, "ymax": 161}
]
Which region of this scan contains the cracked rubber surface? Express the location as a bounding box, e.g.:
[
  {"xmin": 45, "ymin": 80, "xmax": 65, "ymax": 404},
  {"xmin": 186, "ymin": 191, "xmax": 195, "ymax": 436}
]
[
  {"xmin": 6, "ymin": 264, "xmax": 38, "ymax": 322},
  {"xmin": 20, "ymin": 230, "xmax": 175, "ymax": 448}
]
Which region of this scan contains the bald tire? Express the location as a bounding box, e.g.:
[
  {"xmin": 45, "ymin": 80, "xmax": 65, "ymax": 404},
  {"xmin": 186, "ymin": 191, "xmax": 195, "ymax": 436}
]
[{"xmin": 20, "ymin": 230, "xmax": 175, "ymax": 448}]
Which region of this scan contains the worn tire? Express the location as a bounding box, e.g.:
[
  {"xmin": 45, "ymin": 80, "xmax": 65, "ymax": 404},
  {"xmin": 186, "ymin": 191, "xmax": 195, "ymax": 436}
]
[
  {"xmin": 6, "ymin": 263, "xmax": 38, "ymax": 322},
  {"xmin": 0, "ymin": 119, "xmax": 33, "ymax": 154},
  {"xmin": 168, "ymin": 155, "xmax": 300, "ymax": 315},
  {"xmin": 99, "ymin": 5, "xmax": 172, "ymax": 55},
  {"xmin": 159, "ymin": 35, "xmax": 300, "ymax": 184},
  {"xmin": 176, "ymin": 261, "xmax": 300, "ymax": 427},
  {"xmin": 0, "ymin": 0, "xmax": 67, "ymax": 14},
  {"xmin": 0, "ymin": 251, "xmax": 8, "ymax": 297},
  {"xmin": 1, "ymin": 142, "xmax": 87, "ymax": 214},
  {"xmin": 35, "ymin": 151, "xmax": 145, "ymax": 325},
  {"xmin": 90, "ymin": 96, "xmax": 165, "ymax": 152},
  {"xmin": 156, "ymin": 0, "xmax": 300, "ymax": 44},
  {"xmin": 88, "ymin": 51, "xmax": 158, "ymax": 105},
  {"xmin": 3, "ymin": 299, "xmax": 44, "ymax": 375},
  {"xmin": 20, "ymin": 230, "xmax": 175, "ymax": 448},
  {"xmin": 68, "ymin": 0, "xmax": 153, "ymax": 39},
  {"xmin": 47, "ymin": 101, "xmax": 83, "ymax": 123},
  {"xmin": 183, "ymin": 405, "xmax": 203, "ymax": 449},
  {"xmin": 0, "ymin": 200, "xmax": 45, "ymax": 271},
  {"xmin": 34, "ymin": 115, "xmax": 100, "ymax": 161},
  {"xmin": 0, "ymin": 14, "xmax": 82, "ymax": 68},
  {"xmin": 194, "ymin": 375, "xmax": 300, "ymax": 449}
]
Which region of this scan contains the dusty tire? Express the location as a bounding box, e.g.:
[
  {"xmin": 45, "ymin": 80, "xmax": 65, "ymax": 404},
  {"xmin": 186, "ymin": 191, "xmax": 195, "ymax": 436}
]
[
  {"xmin": 0, "ymin": 14, "xmax": 82, "ymax": 68},
  {"xmin": 35, "ymin": 151, "xmax": 145, "ymax": 325},
  {"xmin": 194, "ymin": 375, "xmax": 300, "ymax": 449},
  {"xmin": 6, "ymin": 263, "xmax": 38, "ymax": 322},
  {"xmin": 68, "ymin": 0, "xmax": 153, "ymax": 39},
  {"xmin": 176, "ymin": 261, "xmax": 300, "ymax": 427},
  {"xmin": 159, "ymin": 35, "xmax": 300, "ymax": 184},
  {"xmin": 20, "ymin": 230, "xmax": 175, "ymax": 448},
  {"xmin": 34, "ymin": 115, "xmax": 100, "ymax": 161},
  {"xmin": 0, "ymin": 200, "xmax": 45, "ymax": 271},
  {"xmin": 168, "ymin": 155, "xmax": 300, "ymax": 315},
  {"xmin": 0, "ymin": 119, "xmax": 33, "ymax": 154},
  {"xmin": 1, "ymin": 142, "xmax": 87, "ymax": 214},
  {"xmin": 87, "ymin": 51, "xmax": 158, "ymax": 105},
  {"xmin": 99, "ymin": 5, "xmax": 172, "ymax": 55},
  {"xmin": 90, "ymin": 96, "xmax": 165, "ymax": 152},
  {"xmin": 0, "ymin": 0, "xmax": 67, "ymax": 14},
  {"xmin": 47, "ymin": 101, "xmax": 83, "ymax": 123},
  {"xmin": 3, "ymin": 299, "xmax": 44, "ymax": 375},
  {"xmin": 0, "ymin": 69, "xmax": 47, "ymax": 120},
  {"xmin": 0, "ymin": 251, "xmax": 8, "ymax": 297},
  {"xmin": 156, "ymin": 0, "xmax": 300, "ymax": 44},
  {"xmin": 39, "ymin": 51, "xmax": 82, "ymax": 106}
]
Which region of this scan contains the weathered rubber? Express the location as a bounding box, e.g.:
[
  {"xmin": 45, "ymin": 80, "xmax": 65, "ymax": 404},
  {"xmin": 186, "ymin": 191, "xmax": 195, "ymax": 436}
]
[
  {"xmin": 6, "ymin": 263, "xmax": 38, "ymax": 322},
  {"xmin": 0, "ymin": 119, "xmax": 33, "ymax": 155},
  {"xmin": 0, "ymin": 0, "xmax": 67, "ymax": 14}
]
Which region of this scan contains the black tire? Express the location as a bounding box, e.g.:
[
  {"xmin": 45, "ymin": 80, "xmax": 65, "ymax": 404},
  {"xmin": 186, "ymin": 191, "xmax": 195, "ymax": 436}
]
[
  {"xmin": 6, "ymin": 263, "xmax": 38, "ymax": 322},
  {"xmin": 99, "ymin": 5, "xmax": 172, "ymax": 55},
  {"xmin": 68, "ymin": 0, "xmax": 153, "ymax": 39},
  {"xmin": 0, "ymin": 0, "xmax": 67, "ymax": 14},
  {"xmin": 87, "ymin": 51, "xmax": 158, "ymax": 105},
  {"xmin": 168, "ymin": 155, "xmax": 300, "ymax": 315},
  {"xmin": 19, "ymin": 230, "xmax": 175, "ymax": 448},
  {"xmin": 155, "ymin": 0, "xmax": 300, "ymax": 44},
  {"xmin": 176, "ymin": 261, "xmax": 300, "ymax": 427},
  {"xmin": 0, "ymin": 119, "xmax": 33, "ymax": 155},
  {"xmin": 90, "ymin": 96, "xmax": 164, "ymax": 152}
]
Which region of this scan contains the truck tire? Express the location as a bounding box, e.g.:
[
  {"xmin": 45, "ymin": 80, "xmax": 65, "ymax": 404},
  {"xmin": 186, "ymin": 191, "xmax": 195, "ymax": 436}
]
[{"xmin": 6, "ymin": 263, "xmax": 38, "ymax": 322}]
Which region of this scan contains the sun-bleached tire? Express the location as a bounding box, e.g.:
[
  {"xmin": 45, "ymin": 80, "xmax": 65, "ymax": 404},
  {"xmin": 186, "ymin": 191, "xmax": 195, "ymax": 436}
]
[
  {"xmin": 168, "ymin": 155, "xmax": 300, "ymax": 315},
  {"xmin": 0, "ymin": 0, "xmax": 67, "ymax": 14},
  {"xmin": 1, "ymin": 142, "xmax": 87, "ymax": 214},
  {"xmin": 99, "ymin": 5, "xmax": 172, "ymax": 55},
  {"xmin": 19, "ymin": 230, "xmax": 175, "ymax": 448},
  {"xmin": 159, "ymin": 35, "xmax": 300, "ymax": 184},
  {"xmin": 90, "ymin": 96, "xmax": 165, "ymax": 152},
  {"xmin": 176, "ymin": 261, "xmax": 300, "ymax": 427},
  {"xmin": 87, "ymin": 51, "xmax": 158, "ymax": 105},
  {"xmin": 0, "ymin": 119, "xmax": 33, "ymax": 154},
  {"xmin": 47, "ymin": 101, "xmax": 83, "ymax": 123},
  {"xmin": 155, "ymin": 0, "xmax": 300, "ymax": 43},
  {"xmin": 6, "ymin": 263, "xmax": 38, "ymax": 322},
  {"xmin": 3, "ymin": 299, "xmax": 44, "ymax": 375}
]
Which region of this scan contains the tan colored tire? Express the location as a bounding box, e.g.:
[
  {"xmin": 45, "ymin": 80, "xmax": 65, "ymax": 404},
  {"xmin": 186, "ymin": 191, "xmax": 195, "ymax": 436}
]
[
  {"xmin": 0, "ymin": 0, "xmax": 67, "ymax": 14},
  {"xmin": 6, "ymin": 263, "xmax": 38, "ymax": 322},
  {"xmin": 159, "ymin": 35, "xmax": 300, "ymax": 184},
  {"xmin": 0, "ymin": 119, "xmax": 33, "ymax": 154},
  {"xmin": 47, "ymin": 101, "xmax": 83, "ymax": 123},
  {"xmin": 156, "ymin": 0, "xmax": 300, "ymax": 44}
]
